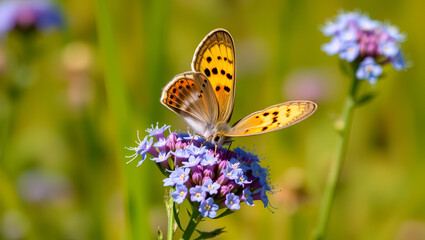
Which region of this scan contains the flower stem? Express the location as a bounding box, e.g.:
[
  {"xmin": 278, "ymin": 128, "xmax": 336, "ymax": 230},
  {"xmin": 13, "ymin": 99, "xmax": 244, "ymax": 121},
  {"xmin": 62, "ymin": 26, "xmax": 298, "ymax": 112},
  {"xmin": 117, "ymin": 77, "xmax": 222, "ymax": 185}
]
[
  {"xmin": 165, "ymin": 188, "xmax": 175, "ymax": 240},
  {"xmin": 314, "ymin": 75, "xmax": 360, "ymax": 240},
  {"xmin": 181, "ymin": 206, "xmax": 202, "ymax": 240}
]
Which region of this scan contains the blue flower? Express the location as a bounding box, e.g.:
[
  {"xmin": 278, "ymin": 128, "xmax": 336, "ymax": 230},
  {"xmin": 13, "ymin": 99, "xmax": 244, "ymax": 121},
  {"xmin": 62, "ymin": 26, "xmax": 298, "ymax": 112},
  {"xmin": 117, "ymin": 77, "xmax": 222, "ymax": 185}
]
[
  {"xmin": 250, "ymin": 162, "xmax": 263, "ymax": 179},
  {"xmin": 228, "ymin": 158, "xmax": 243, "ymax": 173},
  {"xmin": 163, "ymin": 167, "xmax": 190, "ymax": 186},
  {"xmin": 199, "ymin": 198, "xmax": 219, "ymax": 218},
  {"xmin": 171, "ymin": 185, "xmax": 188, "ymax": 204},
  {"xmin": 152, "ymin": 151, "xmax": 171, "ymax": 163},
  {"xmin": 153, "ymin": 138, "xmax": 168, "ymax": 152},
  {"xmin": 259, "ymin": 187, "xmax": 270, "ymax": 208},
  {"xmin": 146, "ymin": 123, "xmax": 170, "ymax": 140},
  {"xmin": 356, "ymin": 57, "xmax": 383, "ymax": 85},
  {"xmin": 225, "ymin": 193, "xmax": 241, "ymax": 210},
  {"xmin": 235, "ymin": 172, "xmax": 251, "ymax": 187},
  {"xmin": 357, "ymin": 15, "xmax": 379, "ymax": 31},
  {"xmin": 172, "ymin": 148, "xmax": 190, "ymax": 165},
  {"xmin": 391, "ymin": 50, "xmax": 406, "ymax": 71},
  {"xmin": 125, "ymin": 134, "xmax": 155, "ymax": 166},
  {"xmin": 185, "ymin": 144, "xmax": 208, "ymax": 156},
  {"xmin": 182, "ymin": 155, "xmax": 201, "ymax": 168},
  {"xmin": 321, "ymin": 37, "xmax": 342, "ymax": 56},
  {"xmin": 339, "ymin": 28, "xmax": 357, "ymax": 42},
  {"xmin": 189, "ymin": 185, "xmax": 206, "ymax": 202},
  {"xmin": 201, "ymin": 179, "xmax": 220, "ymax": 195},
  {"xmin": 200, "ymin": 153, "xmax": 217, "ymax": 166},
  {"xmin": 339, "ymin": 41, "xmax": 359, "ymax": 62},
  {"xmin": 321, "ymin": 20, "xmax": 345, "ymax": 36},
  {"xmin": 0, "ymin": 0, "xmax": 63, "ymax": 37},
  {"xmin": 383, "ymin": 23, "xmax": 406, "ymax": 42},
  {"xmin": 222, "ymin": 165, "xmax": 239, "ymax": 180},
  {"xmin": 380, "ymin": 41, "xmax": 398, "ymax": 57},
  {"xmin": 242, "ymin": 188, "xmax": 255, "ymax": 206}
]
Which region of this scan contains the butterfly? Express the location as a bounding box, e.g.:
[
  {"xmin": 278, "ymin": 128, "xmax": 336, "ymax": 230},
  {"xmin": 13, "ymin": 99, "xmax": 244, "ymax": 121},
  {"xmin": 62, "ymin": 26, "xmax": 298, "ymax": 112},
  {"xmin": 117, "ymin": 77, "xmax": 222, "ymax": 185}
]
[{"xmin": 161, "ymin": 29, "xmax": 317, "ymax": 147}]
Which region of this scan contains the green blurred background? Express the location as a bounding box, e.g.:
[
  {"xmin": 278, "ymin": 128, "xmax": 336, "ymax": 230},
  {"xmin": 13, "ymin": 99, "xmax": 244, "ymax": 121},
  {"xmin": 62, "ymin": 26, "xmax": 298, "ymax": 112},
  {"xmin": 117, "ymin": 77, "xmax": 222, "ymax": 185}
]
[{"xmin": 0, "ymin": 0, "xmax": 424, "ymax": 239}]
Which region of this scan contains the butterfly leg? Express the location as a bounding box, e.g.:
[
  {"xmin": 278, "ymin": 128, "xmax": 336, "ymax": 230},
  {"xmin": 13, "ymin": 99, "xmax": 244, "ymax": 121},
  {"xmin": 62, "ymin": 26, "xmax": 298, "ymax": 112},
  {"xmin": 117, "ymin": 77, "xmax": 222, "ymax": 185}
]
[
  {"xmin": 200, "ymin": 135, "xmax": 213, "ymax": 148},
  {"xmin": 189, "ymin": 133, "xmax": 208, "ymax": 145}
]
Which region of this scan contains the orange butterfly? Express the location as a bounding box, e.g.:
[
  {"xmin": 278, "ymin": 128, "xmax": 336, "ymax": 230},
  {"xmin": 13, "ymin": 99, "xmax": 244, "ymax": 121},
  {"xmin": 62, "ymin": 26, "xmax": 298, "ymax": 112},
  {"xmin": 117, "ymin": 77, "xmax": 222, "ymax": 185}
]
[{"xmin": 161, "ymin": 29, "xmax": 317, "ymax": 146}]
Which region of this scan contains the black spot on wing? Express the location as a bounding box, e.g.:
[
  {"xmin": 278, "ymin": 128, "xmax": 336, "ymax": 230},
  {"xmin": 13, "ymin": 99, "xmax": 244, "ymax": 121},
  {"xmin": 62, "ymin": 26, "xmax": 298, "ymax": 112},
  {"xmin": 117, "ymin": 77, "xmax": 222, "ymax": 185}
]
[
  {"xmin": 204, "ymin": 68, "xmax": 211, "ymax": 77},
  {"xmin": 212, "ymin": 68, "xmax": 218, "ymax": 74},
  {"xmin": 262, "ymin": 127, "xmax": 268, "ymax": 131},
  {"xmin": 206, "ymin": 57, "xmax": 212, "ymax": 63},
  {"xmin": 224, "ymin": 86, "xmax": 230, "ymax": 92},
  {"xmin": 226, "ymin": 73, "xmax": 232, "ymax": 80},
  {"xmin": 263, "ymin": 112, "xmax": 269, "ymax": 116}
]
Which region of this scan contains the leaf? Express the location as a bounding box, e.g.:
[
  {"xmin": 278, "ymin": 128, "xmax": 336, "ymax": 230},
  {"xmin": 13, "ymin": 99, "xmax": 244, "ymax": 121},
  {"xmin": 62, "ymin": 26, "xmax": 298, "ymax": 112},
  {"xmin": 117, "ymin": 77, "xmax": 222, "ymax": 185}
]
[
  {"xmin": 194, "ymin": 227, "xmax": 226, "ymax": 240},
  {"xmin": 214, "ymin": 209, "xmax": 234, "ymax": 219},
  {"xmin": 356, "ymin": 92, "xmax": 377, "ymax": 106},
  {"xmin": 173, "ymin": 203, "xmax": 184, "ymax": 231},
  {"xmin": 157, "ymin": 227, "xmax": 163, "ymax": 240}
]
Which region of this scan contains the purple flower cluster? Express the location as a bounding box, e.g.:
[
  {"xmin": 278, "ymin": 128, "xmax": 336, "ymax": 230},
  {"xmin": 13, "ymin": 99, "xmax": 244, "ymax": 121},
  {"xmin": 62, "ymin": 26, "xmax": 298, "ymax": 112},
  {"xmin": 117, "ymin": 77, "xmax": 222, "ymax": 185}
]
[
  {"xmin": 321, "ymin": 11, "xmax": 407, "ymax": 85},
  {"xmin": 0, "ymin": 0, "xmax": 63, "ymax": 37},
  {"xmin": 127, "ymin": 123, "xmax": 273, "ymax": 218}
]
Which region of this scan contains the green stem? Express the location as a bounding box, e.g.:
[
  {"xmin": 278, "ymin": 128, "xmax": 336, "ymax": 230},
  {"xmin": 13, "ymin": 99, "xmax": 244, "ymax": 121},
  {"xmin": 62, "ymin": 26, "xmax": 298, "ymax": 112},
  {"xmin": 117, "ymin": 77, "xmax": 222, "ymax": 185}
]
[
  {"xmin": 314, "ymin": 76, "xmax": 360, "ymax": 240},
  {"xmin": 95, "ymin": 1, "xmax": 147, "ymax": 239},
  {"xmin": 181, "ymin": 207, "xmax": 202, "ymax": 240},
  {"xmin": 166, "ymin": 188, "xmax": 175, "ymax": 240}
]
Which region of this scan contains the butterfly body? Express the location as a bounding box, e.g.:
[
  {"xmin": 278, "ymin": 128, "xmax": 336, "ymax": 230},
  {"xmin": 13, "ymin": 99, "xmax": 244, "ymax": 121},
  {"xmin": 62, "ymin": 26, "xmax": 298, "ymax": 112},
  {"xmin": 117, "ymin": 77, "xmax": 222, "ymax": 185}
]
[{"xmin": 161, "ymin": 29, "xmax": 317, "ymax": 147}]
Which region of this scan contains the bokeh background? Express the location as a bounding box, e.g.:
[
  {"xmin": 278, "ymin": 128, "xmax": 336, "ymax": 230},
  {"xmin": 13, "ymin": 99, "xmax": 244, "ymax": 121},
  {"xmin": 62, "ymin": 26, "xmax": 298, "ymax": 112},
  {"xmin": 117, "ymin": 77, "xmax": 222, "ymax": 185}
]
[{"xmin": 0, "ymin": 0, "xmax": 424, "ymax": 239}]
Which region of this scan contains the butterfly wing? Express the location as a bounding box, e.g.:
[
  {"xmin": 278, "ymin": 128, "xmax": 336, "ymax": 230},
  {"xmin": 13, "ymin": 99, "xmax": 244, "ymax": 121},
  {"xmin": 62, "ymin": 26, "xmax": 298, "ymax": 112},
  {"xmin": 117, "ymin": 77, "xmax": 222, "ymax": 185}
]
[
  {"xmin": 192, "ymin": 29, "xmax": 236, "ymax": 123},
  {"xmin": 224, "ymin": 101, "xmax": 317, "ymax": 137},
  {"xmin": 160, "ymin": 71, "xmax": 219, "ymax": 134}
]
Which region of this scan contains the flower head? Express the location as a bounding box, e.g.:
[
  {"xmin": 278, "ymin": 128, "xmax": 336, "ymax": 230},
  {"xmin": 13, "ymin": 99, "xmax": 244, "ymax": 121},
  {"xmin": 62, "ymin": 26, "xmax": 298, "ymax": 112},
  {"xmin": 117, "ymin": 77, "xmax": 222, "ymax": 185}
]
[
  {"xmin": 127, "ymin": 124, "xmax": 274, "ymax": 218},
  {"xmin": 0, "ymin": 0, "xmax": 63, "ymax": 37},
  {"xmin": 321, "ymin": 10, "xmax": 408, "ymax": 85}
]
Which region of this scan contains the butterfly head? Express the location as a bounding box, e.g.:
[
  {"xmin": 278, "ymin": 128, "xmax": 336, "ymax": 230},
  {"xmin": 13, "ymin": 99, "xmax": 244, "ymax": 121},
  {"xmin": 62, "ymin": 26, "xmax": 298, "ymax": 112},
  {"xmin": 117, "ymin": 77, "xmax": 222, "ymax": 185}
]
[{"xmin": 210, "ymin": 122, "xmax": 232, "ymax": 146}]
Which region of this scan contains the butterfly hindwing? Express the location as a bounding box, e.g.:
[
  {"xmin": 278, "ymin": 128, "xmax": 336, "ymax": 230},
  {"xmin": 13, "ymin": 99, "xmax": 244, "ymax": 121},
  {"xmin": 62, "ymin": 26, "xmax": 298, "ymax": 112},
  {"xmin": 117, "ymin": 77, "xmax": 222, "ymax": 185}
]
[
  {"xmin": 192, "ymin": 29, "xmax": 236, "ymax": 123},
  {"xmin": 225, "ymin": 101, "xmax": 317, "ymax": 137},
  {"xmin": 160, "ymin": 72, "xmax": 219, "ymax": 133}
]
